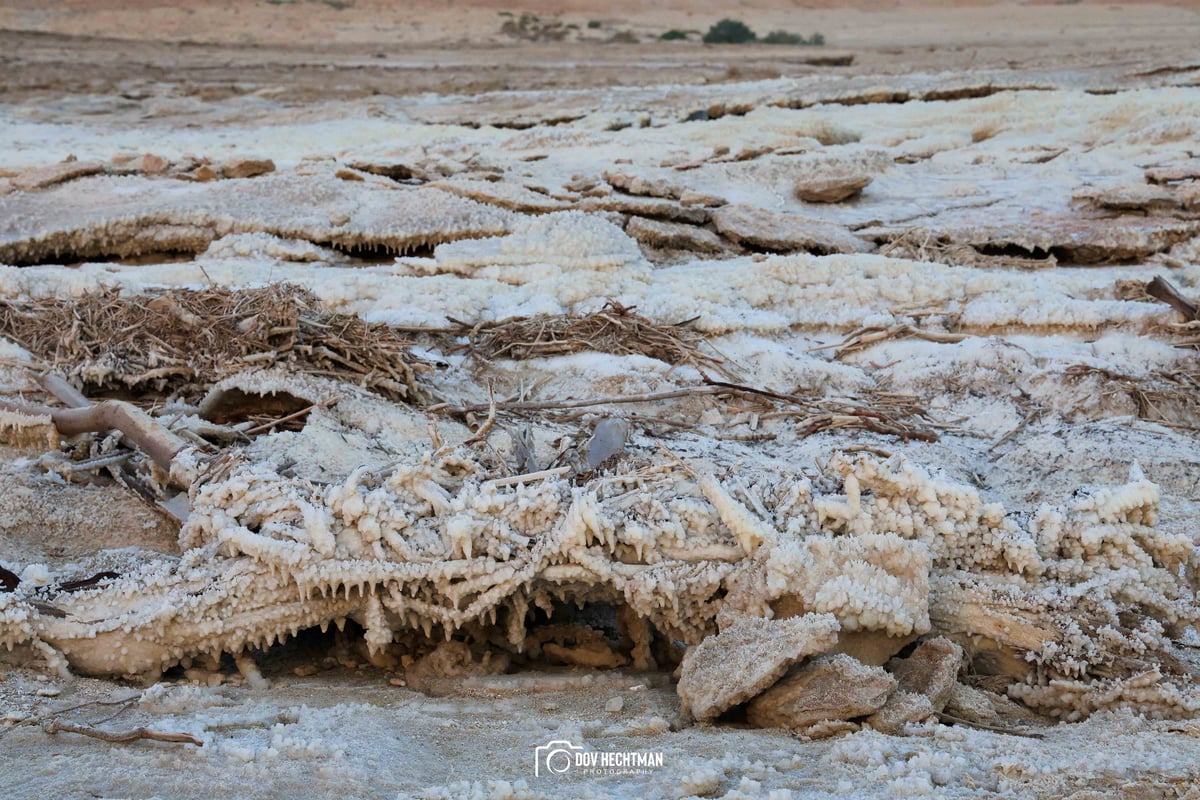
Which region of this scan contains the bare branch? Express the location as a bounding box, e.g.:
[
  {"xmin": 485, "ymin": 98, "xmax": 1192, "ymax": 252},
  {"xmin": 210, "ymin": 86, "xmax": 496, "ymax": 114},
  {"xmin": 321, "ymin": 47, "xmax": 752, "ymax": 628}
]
[
  {"xmin": 36, "ymin": 372, "xmax": 91, "ymax": 408},
  {"xmin": 42, "ymin": 719, "xmax": 203, "ymax": 747},
  {"xmin": 0, "ymin": 398, "xmax": 188, "ymax": 473},
  {"xmin": 1146, "ymin": 276, "xmax": 1199, "ymax": 321}
]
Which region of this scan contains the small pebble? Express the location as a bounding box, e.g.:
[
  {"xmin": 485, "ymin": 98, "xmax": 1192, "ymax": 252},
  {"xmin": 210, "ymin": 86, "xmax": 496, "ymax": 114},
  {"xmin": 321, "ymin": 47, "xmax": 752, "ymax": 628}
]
[
  {"xmin": 36, "ymin": 686, "xmax": 61, "ymax": 697},
  {"xmin": 388, "ymin": 677, "xmax": 406, "ymax": 687},
  {"xmin": 605, "ymin": 696, "xmax": 624, "ymax": 713}
]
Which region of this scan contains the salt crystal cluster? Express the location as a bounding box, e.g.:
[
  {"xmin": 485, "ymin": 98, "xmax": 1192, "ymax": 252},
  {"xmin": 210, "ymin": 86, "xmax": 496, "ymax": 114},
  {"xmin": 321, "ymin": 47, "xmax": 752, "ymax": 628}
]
[{"xmin": 2, "ymin": 397, "xmax": 1197, "ymax": 719}]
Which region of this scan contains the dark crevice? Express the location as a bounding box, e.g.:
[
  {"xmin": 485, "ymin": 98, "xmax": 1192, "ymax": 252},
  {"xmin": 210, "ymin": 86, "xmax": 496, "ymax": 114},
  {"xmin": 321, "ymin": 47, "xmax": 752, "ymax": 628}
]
[{"xmin": 4, "ymin": 249, "xmax": 201, "ymax": 269}]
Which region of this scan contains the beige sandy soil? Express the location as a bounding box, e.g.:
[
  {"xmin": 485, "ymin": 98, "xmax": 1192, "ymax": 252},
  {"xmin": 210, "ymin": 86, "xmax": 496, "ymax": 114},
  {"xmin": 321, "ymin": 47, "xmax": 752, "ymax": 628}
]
[{"xmin": 2, "ymin": 1, "xmax": 1199, "ymax": 100}]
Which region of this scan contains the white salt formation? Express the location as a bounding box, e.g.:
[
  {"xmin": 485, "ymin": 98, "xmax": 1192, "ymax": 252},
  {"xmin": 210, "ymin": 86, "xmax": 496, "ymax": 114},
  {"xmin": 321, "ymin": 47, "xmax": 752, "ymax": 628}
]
[
  {"xmin": 2, "ymin": 380, "xmax": 1197, "ymax": 722},
  {"xmin": 2, "ymin": 49, "xmax": 1200, "ymax": 796}
]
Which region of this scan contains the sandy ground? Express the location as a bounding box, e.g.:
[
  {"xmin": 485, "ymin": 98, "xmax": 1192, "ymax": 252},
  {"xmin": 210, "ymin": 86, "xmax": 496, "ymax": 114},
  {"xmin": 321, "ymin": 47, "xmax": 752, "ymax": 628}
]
[{"xmin": 3, "ymin": 2, "xmax": 1200, "ymax": 799}]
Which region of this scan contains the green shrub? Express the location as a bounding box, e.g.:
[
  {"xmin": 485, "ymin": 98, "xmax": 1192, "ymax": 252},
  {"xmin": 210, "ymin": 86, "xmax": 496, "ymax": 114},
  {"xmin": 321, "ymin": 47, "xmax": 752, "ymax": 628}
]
[
  {"xmin": 761, "ymin": 30, "xmax": 805, "ymax": 45},
  {"xmin": 702, "ymin": 18, "xmax": 756, "ymax": 44},
  {"xmin": 587, "ymin": 19, "xmax": 602, "ymax": 29},
  {"xmin": 810, "ymin": 32, "xmax": 825, "ymax": 45},
  {"xmin": 660, "ymin": 29, "xmax": 689, "ymax": 41}
]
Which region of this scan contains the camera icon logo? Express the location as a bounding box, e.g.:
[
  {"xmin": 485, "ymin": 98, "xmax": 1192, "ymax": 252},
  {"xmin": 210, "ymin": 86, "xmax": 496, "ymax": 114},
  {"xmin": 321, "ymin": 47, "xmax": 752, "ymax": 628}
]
[{"xmin": 534, "ymin": 740, "xmax": 583, "ymax": 777}]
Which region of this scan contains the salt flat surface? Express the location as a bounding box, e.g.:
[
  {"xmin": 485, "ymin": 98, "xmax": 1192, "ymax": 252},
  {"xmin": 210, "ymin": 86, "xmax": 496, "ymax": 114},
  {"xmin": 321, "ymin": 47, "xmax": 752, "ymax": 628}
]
[{"xmin": 3, "ymin": 12, "xmax": 1200, "ymax": 799}]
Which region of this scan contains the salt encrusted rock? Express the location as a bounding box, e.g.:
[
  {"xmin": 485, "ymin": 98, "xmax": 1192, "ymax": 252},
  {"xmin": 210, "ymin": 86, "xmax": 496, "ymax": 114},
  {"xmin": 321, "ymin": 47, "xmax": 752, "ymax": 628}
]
[
  {"xmin": 191, "ymin": 165, "xmax": 220, "ymax": 182},
  {"xmin": 576, "ymin": 193, "xmax": 709, "ymax": 224},
  {"xmin": 0, "ymin": 173, "xmax": 517, "ymax": 263},
  {"xmin": 679, "ymin": 190, "xmax": 727, "ymax": 208},
  {"xmin": 203, "ymin": 232, "xmax": 341, "ymax": 263},
  {"xmin": 404, "ymin": 211, "xmax": 644, "ymax": 276},
  {"xmin": 800, "ymin": 719, "xmax": 860, "ymax": 740},
  {"xmin": 1177, "ymin": 182, "xmax": 1200, "ymax": 211},
  {"xmin": 761, "ymin": 532, "xmax": 933, "ymax": 638},
  {"xmin": 864, "ymin": 689, "xmax": 936, "ymax": 734},
  {"xmin": 745, "ymin": 653, "xmax": 896, "ymax": 730},
  {"xmin": 140, "ymin": 153, "xmax": 170, "ymax": 175},
  {"xmin": 711, "ymin": 204, "xmax": 872, "ymax": 254},
  {"xmin": 10, "ymin": 160, "xmax": 105, "ymax": 191},
  {"xmin": 676, "ymin": 613, "xmax": 840, "ymax": 722},
  {"xmin": 405, "ymin": 640, "xmax": 504, "ymax": 694},
  {"xmin": 625, "ymin": 216, "xmax": 727, "ymax": 254},
  {"xmin": 427, "ymin": 178, "xmax": 570, "ymax": 213},
  {"xmin": 942, "ymin": 682, "xmax": 1044, "ymax": 729},
  {"xmin": 794, "ymin": 172, "xmax": 872, "ymax": 203},
  {"xmin": 857, "ymin": 213, "xmax": 1199, "ymax": 264},
  {"xmin": 828, "ymin": 631, "xmax": 919, "ymax": 667},
  {"xmin": 886, "ymin": 636, "xmax": 963, "ymax": 712},
  {"xmin": 1074, "ymin": 183, "xmax": 1182, "ymax": 214},
  {"xmin": 603, "ymin": 171, "xmax": 685, "ymax": 201},
  {"xmin": 220, "ymin": 158, "xmax": 276, "ymax": 179}
]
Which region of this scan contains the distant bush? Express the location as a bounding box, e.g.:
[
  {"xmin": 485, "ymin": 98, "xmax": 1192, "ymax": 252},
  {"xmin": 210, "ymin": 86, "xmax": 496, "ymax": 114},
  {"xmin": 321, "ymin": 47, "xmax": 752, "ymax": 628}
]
[
  {"xmin": 500, "ymin": 13, "xmax": 570, "ymax": 41},
  {"xmin": 761, "ymin": 30, "xmax": 805, "ymax": 45},
  {"xmin": 761, "ymin": 30, "xmax": 825, "ymax": 45},
  {"xmin": 702, "ymin": 18, "xmax": 756, "ymax": 44},
  {"xmin": 660, "ymin": 29, "xmax": 689, "ymax": 41},
  {"xmin": 701, "ymin": 20, "xmax": 826, "ymax": 46},
  {"xmin": 587, "ymin": 19, "xmax": 602, "ymax": 29}
]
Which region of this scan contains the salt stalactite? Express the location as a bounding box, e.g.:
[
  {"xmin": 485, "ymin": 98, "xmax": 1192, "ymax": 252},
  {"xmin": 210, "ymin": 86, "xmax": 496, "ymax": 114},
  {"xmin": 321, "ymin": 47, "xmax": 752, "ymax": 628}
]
[
  {"xmin": 2, "ymin": 405, "xmax": 1198, "ymax": 718},
  {"xmin": 0, "ymin": 172, "xmax": 517, "ymax": 264}
]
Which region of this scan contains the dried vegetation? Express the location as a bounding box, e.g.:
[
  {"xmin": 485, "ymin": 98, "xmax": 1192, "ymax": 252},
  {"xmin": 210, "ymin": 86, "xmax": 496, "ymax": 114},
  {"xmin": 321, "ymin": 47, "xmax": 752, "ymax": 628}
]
[
  {"xmin": 0, "ymin": 285, "xmax": 427, "ymax": 402},
  {"xmin": 446, "ymin": 301, "xmax": 737, "ymax": 379}
]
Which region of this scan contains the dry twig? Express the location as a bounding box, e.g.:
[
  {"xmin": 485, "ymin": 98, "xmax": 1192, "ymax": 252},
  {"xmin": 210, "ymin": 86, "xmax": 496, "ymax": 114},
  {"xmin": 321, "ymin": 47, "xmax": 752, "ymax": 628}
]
[
  {"xmin": 42, "ymin": 719, "xmax": 202, "ymax": 747},
  {"xmin": 810, "ymin": 324, "xmax": 967, "ymax": 360},
  {"xmin": 1062, "ymin": 365, "xmax": 1200, "ymax": 429},
  {"xmin": 447, "ymin": 301, "xmax": 738, "ymax": 380}
]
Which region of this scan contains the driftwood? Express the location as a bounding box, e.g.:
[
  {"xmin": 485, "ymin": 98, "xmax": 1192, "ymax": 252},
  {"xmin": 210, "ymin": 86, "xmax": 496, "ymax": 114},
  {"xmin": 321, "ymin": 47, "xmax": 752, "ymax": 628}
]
[
  {"xmin": 42, "ymin": 719, "xmax": 202, "ymax": 747},
  {"xmin": 1147, "ymin": 276, "xmax": 1199, "ymax": 321},
  {"xmin": 0, "ymin": 397, "xmax": 188, "ymax": 473}
]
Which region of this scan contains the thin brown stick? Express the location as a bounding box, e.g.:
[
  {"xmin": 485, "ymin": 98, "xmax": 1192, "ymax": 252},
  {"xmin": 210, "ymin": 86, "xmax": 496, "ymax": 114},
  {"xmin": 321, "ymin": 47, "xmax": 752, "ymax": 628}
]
[
  {"xmin": 935, "ymin": 711, "xmax": 1044, "ymax": 739},
  {"xmin": 42, "ymin": 719, "xmax": 203, "ymax": 746},
  {"xmin": 241, "ymin": 401, "xmax": 326, "ymax": 436}
]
